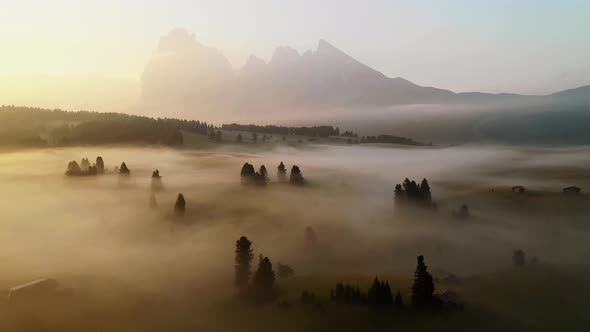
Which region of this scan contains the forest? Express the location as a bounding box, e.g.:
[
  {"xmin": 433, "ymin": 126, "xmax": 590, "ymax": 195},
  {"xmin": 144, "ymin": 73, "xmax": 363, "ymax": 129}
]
[{"xmin": 0, "ymin": 106, "xmax": 210, "ymax": 147}]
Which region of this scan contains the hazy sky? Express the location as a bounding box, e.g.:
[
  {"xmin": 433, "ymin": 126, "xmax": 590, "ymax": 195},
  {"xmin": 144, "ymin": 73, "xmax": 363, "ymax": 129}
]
[{"xmin": 0, "ymin": 0, "xmax": 589, "ymax": 94}]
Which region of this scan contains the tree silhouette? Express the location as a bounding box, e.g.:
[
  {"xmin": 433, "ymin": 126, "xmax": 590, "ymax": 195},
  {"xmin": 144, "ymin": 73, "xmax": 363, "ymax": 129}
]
[
  {"xmin": 252, "ymin": 255, "xmax": 276, "ymax": 302},
  {"xmin": 65, "ymin": 160, "xmax": 82, "ymax": 176},
  {"xmin": 234, "ymin": 236, "xmax": 254, "ymax": 297},
  {"xmin": 513, "ymin": 249, "xmax": 525, "ymax": 268},
  {"xmin": 277, "ymin": 263, "xmax": 295, "ymax": 280},
  {"xmin": 259, "ymin": 165, "xmax": 268, "ymax": 179},
  {"xmin": 240, "ymin": 162, "xmax": 256, "ymax": 184},
  {"xmin": 80, "ymin": 158, "xmax": 90, "ymax": 171},
  {"xmin": 394, "ymin": 177, "xmax": 434, "ymax": 206},
  {"xmin": 367, "ymin": 277, "xmax": 393, "ymax": 308},
  {"xmin": 411, "ymin": 255, "xmax": 435, "ymax": 311},
  {"xmin": 174, "ymin": 193, "xmax": 186, "ymax": 216},
  {"xmin": 277, "ymin": 161, "xmax": 287, "ymax": 181},
  {"xmin": 119, "ymin": 162, "xmax": 130, "ymax": 175},
  {"xmin": 96, "ymin": 156, "xmax": 104, "ymax": 174},
  {"xmin": 236, "ymin": 133, "xmax": 243, "ymax": 143},
  {"xmin": 289, "ymin": 165, "xmax": 304, "ymax": 185},
  {"xmin": 395, "ymin": 291, "xmax": 404, "ymax": 309}
]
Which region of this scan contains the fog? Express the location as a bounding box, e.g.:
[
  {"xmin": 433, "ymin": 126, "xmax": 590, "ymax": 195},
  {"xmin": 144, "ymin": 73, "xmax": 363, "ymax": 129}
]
[{"xmin": 2, "ymin": 144, "xmax": 589, "ymax": 298}]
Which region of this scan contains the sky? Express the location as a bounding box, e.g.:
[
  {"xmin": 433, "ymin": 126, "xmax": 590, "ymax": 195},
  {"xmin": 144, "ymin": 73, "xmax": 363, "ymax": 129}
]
[{"xmin": 0, "ymin": 0, "xmax": 589, "ymax": 95}]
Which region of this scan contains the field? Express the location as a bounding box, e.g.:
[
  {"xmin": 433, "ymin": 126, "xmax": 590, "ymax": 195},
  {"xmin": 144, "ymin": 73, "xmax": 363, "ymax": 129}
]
[{"xmin": 1, "ymin": 144, "xmax": 589, "ymax": 331}]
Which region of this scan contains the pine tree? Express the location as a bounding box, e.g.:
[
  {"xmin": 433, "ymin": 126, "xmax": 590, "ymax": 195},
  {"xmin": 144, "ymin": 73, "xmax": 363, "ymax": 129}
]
[
  {"xmin": 119, "ymin": 162, "xmax": 130, "ymax": 174},
  {"xmin": 289, "ymin": 165, "xmax": 304, "ymax": 185},
  {"xmin": 252, "ymin": 255, "xmax": 276, "ymax": 302},
  {"xmin": 259, "ymin": 165, "xmax": 268, "ymax": 180},
  {"xmin": 277, "ymin": 161, "xmax": 287, "ymax": 181},
  {"xmin": 96, "ymin": 156, "xmax": 104, "ymax": 174},
  {"xmin": 174, "ymin": 193, "xmax": 186, "ymax": 216},
  {"xmin": 411, "ymin": 255, "xmax": 435, "ymax": 310},
  {"xmin": 234, "ymin": 236, "xmax": 254, "ymax": 297}
]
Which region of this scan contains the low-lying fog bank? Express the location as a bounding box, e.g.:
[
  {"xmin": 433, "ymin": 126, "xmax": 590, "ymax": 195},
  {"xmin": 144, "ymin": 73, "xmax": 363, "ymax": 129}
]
[{"xmin": 1, "ymin": 144, "xmax": 589, "ymax": 298}]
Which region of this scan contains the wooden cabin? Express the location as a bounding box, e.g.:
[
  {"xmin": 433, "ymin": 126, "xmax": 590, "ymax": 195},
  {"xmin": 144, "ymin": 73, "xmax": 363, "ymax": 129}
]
[
  {"xmin": 563, "ymin": 186, "xmax": 581, "ymax": 195},
  {"xmin": 512, "ymin": 186, "xmax": 526, "ymax": 193}
]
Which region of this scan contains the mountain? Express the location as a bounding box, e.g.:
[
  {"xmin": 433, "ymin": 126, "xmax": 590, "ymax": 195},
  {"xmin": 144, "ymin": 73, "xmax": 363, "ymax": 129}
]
[{"xmin": 139, "ymin": 29, "xmax": 590, "ymax": 117}]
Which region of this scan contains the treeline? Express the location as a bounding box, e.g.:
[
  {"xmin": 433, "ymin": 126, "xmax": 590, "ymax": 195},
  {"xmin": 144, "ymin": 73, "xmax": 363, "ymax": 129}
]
[
  {"xmin": 0, "ymin": 106, "xmax": 211, "ymax": 147},
  {"xmin": 221, "ymin": 123, "xmax": 346, "ymax": 137},
  {"xmin": 361, "ymin": 134, "xmax": 426, "ymax": 146}
]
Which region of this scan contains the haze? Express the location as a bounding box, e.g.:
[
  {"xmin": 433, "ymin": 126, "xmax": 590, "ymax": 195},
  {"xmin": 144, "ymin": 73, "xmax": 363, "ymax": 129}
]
[{"xmin": 1, "ymin": 0, "xmax": 590, "ymax": 112}]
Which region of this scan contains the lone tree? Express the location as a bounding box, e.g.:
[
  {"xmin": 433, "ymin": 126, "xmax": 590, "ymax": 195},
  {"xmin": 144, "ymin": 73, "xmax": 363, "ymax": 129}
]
[
  {"xmin": 252, "ymin": 255, "xmax": 276, "ymax": 302},
  {"xmin": 289, "ymin": 165, "xmax": 304, "ymax": 185},
  {"xmin": 277, "ymin": 162, "xmax": 287, "ymax": 181},
  {"xmin": 259, "ymin": 165, "xmax": 268, "ymax": 180},
  {"xmin": 513, "ymin": 249, "xmax": 525, "ymax": 268},
  {"xmin": 411, "ymin": 255, "xmax": 435, "ymax": 311},
  {"xmin": 234, "ymin": 236, "xmax": 254, "ymax": 297},
  {"xmin": 96, "ymin": 156, "xmax": 104, "ymax": 174},
  {"xmin": 119, "ymin": 162, "xmax": 130, "ymax": 175},
  {"xmin": 174, "ymin": 193, "xmax": 186, "ymax": 216}
]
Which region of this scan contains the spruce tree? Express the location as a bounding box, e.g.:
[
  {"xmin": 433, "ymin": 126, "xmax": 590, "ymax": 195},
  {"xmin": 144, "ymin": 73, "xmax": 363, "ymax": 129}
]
[
  {"xmin": 96, "ymin": 156, "xmax": 104, "ymax": 174},
  {"xmin": 174, "ymin": 193, "xmax": 186, "ymax": 216},
  {"xmin": 234, "ymin": 236, "xmax": 254, "ymax": 297},
  {"xmin": 289, "ymin": 165, "xmax": 304, "ymax": 185},
  {"xmin": 411, "ymin": 255, "xmax": 435, "ymax": 310},
  {"xmin": 252, "ymin": 255, "xmax": 276, "ymax": 302},
  {"xmin": 119, "ymin": 162, "xmax": 130, "ymax": 174}
]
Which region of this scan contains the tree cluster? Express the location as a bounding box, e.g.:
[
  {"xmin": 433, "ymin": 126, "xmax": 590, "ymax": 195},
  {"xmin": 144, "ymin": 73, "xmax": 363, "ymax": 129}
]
[
  {"xmin": 0, "ymin": 106, "xmax": 213, "ymax": 147},
  {"xmin": 222, "ymin": 123, "xmax": 345, "ymax": 138},
  {"xmin": 65, "ymin": 156, "xmax": 104, "ymax": 176},
  {"xmin": 361, "ymin": 134, "xmax": 425, "ymax": 146},
  {"xmin": 234, "ymin": 236, "xmax": 279, "ymax": 304},
  {"xmin": 240, "ymin": 163, "xmax": 267, "ymax": 186},
  {"xmin": 394, "ymin": 178, "xmax": 432, "ymax": 205},
  {"xmin": 330, "ymin": 277, "xmax": 400, "ymax": 309}
]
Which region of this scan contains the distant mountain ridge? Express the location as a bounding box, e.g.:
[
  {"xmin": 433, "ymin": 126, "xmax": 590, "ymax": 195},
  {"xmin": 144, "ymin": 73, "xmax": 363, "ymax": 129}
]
[{"xmin": 140, "ymin": 29, "xmax": 590, "ymax": 114}]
